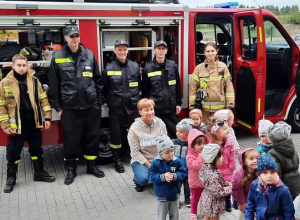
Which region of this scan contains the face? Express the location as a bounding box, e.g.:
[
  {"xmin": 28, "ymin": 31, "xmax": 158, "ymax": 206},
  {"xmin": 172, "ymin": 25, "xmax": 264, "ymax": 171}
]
[
  {"xmin": 65, "ymin": 34, "xmax": 80, "ymax": 49},
  {"xmin": 114, "ymin": 45, "xmax": 128, "ymax": 62},
  {"xmin": 176, "ymin": 128, "xmax": 188, "ymax": 141},
  {"xmin": 216, "ymin": 155, "xmax": 223, "ymax": 167},
  {"xmin": 260, "ymin": 135, "xmax": 272, "ymax": 144},
  {"xmin": 161, "ymin": 149, "xmax": 174, "ymax": 161},
  {"xmin": 191, "ymin": 114, "xmax": 202, "ymax": 127},
  {"xmin": 194, "ymin": 142, "xmax": 205, "ymax": 153},
  {"xmin": 139, "ymin": 105, "xmax": 154, "ymax": 122},
  {"xmin": 227, "ymin": 114, "xmax": 234, "ymax": 127},
  {"xmin": 260, "ymin": 170, "xmax": 278, "ymax": 185},
  {"xmin": 12, "ymin": 59, "xmax": 28, "ymax": 75},
  {"xmin": 244, "ymin": 150, "xmax": 259, "ymax": 171},
  {"xmin": 154, "ymin": 45, "xmax": 167, "ymax": 59},
  {"xmin": 204, "ymin": 45, "xmax": 218, "ymax": 62},
  {"xmin": 214, "ymin": 123, "xmax": 229, "ymax": 141}
]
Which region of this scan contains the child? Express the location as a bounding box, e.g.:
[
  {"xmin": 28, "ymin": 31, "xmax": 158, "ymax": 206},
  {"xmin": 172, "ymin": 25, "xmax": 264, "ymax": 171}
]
[
  {"xmin": 256, "ymin": 119, "xmax": 273, "ymax": 155},
  {"xmin": 0, "ymin": 54, "xmax": 55, "ymax": 193},
  {"xmin": 174, "ymin": 118, "xmax": 193, "ymax": 207},
  {"xmin": 245, "ymin": 153, "xmax": 295, "ymax": 219},
  {"xmin": 208, "ymin": 116, "xmax": 236, "ymax": 212},
  {"xmin": 214, "ymin": 109, "xmax": 240, "ymax": 152},
  {"xmin": 199, "ymin": 143, "xmax": 232, "ymax": 220},
  {"xmin": 189, "ymin": 108, "xmax": 207, "ymax": 134},
  {"xmin": 268, "ymin": 121, "xmax": 300, "ymax": 200},
  {"xmin": 148, "ymin": 134, "xmax": 186, "ymax": 220},
  {"xmin": 186, "ymin": 129, "xmax": 210, "ymax": 220},
  {"xmin": 232, "ymin": 148, "xmax": 260, "ymax": 220}
]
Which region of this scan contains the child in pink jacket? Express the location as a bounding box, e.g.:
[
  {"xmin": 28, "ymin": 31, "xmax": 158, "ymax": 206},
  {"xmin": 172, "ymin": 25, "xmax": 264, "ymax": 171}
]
[
  {"xmin": 232, "ymin": 148, "xmax": 260, "ymax": 220},
  {"xmin": 186, "ymin": 129, "xmax": 210, "ymax": 220}
]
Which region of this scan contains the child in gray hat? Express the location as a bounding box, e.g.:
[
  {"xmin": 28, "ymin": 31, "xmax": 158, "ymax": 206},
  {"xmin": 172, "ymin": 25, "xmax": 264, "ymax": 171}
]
[
  {"xmin": 256, "ymin": 119, "xmax": 273, "ymax": 155},
  {"xmin": 148, "ymin": 134, "xmax": 186, "ymax": 220},
  {"xmin": 267, "ymin": 121, "xmax": 300, "ymax": 200},
  {"xmin": 174, "ymin": 118, "xmax": 194, "ymax": 207}
]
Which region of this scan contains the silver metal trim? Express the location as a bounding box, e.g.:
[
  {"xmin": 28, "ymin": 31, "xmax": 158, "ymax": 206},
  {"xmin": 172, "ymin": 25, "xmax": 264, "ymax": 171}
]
[{"xmin": 182, "ymin": 6, "xmax": 189, "ymax": 109}]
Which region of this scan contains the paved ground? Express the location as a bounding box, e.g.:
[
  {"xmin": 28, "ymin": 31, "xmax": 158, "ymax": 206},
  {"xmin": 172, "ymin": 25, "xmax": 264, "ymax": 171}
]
[{"xmin": 0, "ymin": 128, "xmax": 299, "ymax": 220}]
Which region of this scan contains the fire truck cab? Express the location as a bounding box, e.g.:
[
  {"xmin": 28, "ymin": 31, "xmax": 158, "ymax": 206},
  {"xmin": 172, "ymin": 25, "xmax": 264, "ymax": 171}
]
[{"xmin": 0, "ymin": 0, "xmax": 299, "ymax": 148}]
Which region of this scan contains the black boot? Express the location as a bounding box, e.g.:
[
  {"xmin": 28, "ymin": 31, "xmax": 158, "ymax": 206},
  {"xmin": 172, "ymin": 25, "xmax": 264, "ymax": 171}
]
[
  {"xmin": 183, "ymin": 177, "xmax": 191, "ymax": 207},
  {"xmin": 112, "ymin": 149, "xmax": 125, "ymax": 173},
  {"xmin": 225, "ymin": 195, "xmax": 232, "ymax": 212},
  {"xmin": 86, "ymin": 159, "xmax": 105, "ymax": 178},
  {"xmin": 4, "ymin": 162, "xmax": 18, "ymax": 193},
  {"xmin": 32, "ymin": 157, "xmax": 56, "ymax": 182},
  {"xmin": 64, "ymin": 159, "xmax": 77, "ymax": 185}
]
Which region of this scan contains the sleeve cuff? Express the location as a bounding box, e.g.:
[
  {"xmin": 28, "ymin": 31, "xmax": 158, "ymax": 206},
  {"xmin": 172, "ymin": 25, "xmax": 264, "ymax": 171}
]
[
  {"xmin": 160, "ymin": 174, "xmax": 166, "ymax": 182},
  {"xmin": 45, "ymin": 118, "xmax": 51, "ymax": 121},
  {"xmin": 172, "ymin": 173, "xmax": 177, "ymax": 181}
]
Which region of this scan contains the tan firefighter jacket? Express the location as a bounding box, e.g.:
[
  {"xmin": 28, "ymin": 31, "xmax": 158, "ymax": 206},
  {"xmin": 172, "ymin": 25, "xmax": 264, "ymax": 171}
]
[
  {"xmin": 0, "ymin": 69, "xmax": 52, "ymax": 134},
  {"xmin": 189, "ymin": 60, "xmax": 235, "ymax": 111}
]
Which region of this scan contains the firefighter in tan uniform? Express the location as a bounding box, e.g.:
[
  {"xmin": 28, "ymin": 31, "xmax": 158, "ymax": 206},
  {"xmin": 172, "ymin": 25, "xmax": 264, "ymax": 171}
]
[{"xmin": 189, "ymin": 42, "xmax": 234, "ymax": 121}]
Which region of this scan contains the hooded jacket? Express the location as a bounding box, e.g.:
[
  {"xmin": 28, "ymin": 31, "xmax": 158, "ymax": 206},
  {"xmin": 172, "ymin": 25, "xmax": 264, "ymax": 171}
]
[
  {"xmin": 268, "ymin": 138, "xmax": 300, "ymax": 198},
  {"xmin": 232, "ymin": 148, "xmax": 259, "ymax": 205},
  {"xmin": 148, "ymin": 155, "xmax": 186, "ymax": 201},
  {"xmin": 128, "ymin": 116, "xmax": 167, "ymax": 164},
  {"xmin": 245, "ymin": 178, "xmax": 295, "ymax": 220},
  {"xmin": 186, "ymin": 129, "xmax": 210, "ymax": 188},
  {"xmin": 218, "ymin": 138, "xmax": 236, "ymax": 182},
  {"xmin": 0, "ymin": 69, "xmax": 52, "ymax": 134}
]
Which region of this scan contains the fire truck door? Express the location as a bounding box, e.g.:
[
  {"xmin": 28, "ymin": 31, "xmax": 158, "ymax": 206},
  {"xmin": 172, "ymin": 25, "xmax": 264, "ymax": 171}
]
[{"xmin": 233, "ymin": 10, "xmax": 266, "ymax": 132}]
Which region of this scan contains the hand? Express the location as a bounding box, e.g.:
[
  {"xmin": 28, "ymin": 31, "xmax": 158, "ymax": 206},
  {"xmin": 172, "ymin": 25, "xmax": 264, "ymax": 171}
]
[
  {"xmin": 3, "ymin": 127, "xmax": 13, "ymax": 135},
  {"xmin": 176, "ymin": 106, "xmax": 181, "ymax": 115},
  {"xmin": 58, "ymin": 110, "xmax": 62, "ymax": 116},
  {"xmin": 238, "ymin": 203, "xmax": 246, "ymax": 212},
  {"xmin": 165, "ymin": 172, "xmax": 174, "ymax": 182},
  {"xmin": 44, "ymin": 121, "xmax": 51, "ymax": 130},
  {"xmin": 225, "ymin": 181, "xmax": 232, "ymax": 187},
  {"xmin": 144, "ymin": 161, "xmax": 151, "ymax": 168}
]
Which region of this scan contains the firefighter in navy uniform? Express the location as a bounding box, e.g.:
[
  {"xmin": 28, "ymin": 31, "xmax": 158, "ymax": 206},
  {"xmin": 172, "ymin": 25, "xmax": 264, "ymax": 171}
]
[
  {"xmin": 102, "ymin": 40, "xmax": 141, "ymax": 173},
  {"xmin": 47, "ymin": 26, "xmax": 104, "ymax": 185},
  {"xmin": 142, "ymin": 40, "xmax": 182, "ymax": 139}
]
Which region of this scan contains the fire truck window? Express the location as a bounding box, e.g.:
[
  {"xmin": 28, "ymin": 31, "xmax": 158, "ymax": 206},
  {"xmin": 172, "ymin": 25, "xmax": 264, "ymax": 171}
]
[
  {"xmin": 239, "ymin": 17, "xmax": 257, "ymax": 60},
  {"xmin": 264, "ymin": 20, "xmax": 287, "ymax": 46}
]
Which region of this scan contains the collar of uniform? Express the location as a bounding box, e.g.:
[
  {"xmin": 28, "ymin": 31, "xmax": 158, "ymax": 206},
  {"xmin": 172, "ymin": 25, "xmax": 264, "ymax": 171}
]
[
  {"xmin": 153, "ymin": 57, "xmax": 166, "ymax": 68},
  {"xmin": 63, "ymin": 43, "xmax": 87, "ymax": 60},
  {"xmin": 115, "ymin": 57, "xmax": 128, "ymax": 67},
  {"xmin": 6, "ymin": 69, "xmax": 35, "ymax": 82}
]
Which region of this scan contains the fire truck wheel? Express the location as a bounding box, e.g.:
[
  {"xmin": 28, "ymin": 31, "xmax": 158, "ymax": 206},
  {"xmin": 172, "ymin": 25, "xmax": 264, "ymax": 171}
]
[{"xmin": 287, "ymin": 100, "xmax": 300, "ymax": 133}]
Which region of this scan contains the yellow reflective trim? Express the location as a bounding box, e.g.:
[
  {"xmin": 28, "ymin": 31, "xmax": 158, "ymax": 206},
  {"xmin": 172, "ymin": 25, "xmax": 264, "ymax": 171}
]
[
  {"xmin": 14, "ymin": 160, "xmax": 21, "ymax": 164},
  {"xmin": 168, "ymin": 80, "xmax": 176, "ymax": 85},
  {"xmin": 189, "ymin": 95, "xmax": 196, "ymax": 99},
  {"xmin": 31, "ymin": 156, "xmax": 38, "ymax": 160},
  {"xmin": 83, "ymin": 155, "xmax": 97, "ymax": 160},
  {"xmin": 202, "ymin": 104, "xmax": 225, "ymax": 110},
  {"xmin": 55, "ymin": 58, "xmax": 72, "ymax": 63},
  {"xmin": 147, "ymin": 71, "xmax": 162, "ymax": 77},
  {"xmin": 190, "ymin": 75, "xmax": 199, "ymax": 82},
  {"xmin": 43, "ymin": 106, "xmax": 52, "ymax": 112},
  {"xmin": 110, "ymin": 143, "xmax": 121, "ymax": 149},
  {"xmin": 107, "ymin": 71, "xmax": 122, "ymax": 76},
  {"xmin": 10, "ymin": 122, "xmax": 21, "ymax": 129},
  {"xmin": 0, "ymin": 99, "xmax": 6, "ymax": 106},
  {"xmin": 129, "ymin": 82, "xmax": 138, "ymax": 87},
  {"xmin": 0, "ymin": 114, "xmax": 9, "ymax": 121},
  {"xmin": 39, "ymin": 92, "xmax": 47, "ymax": 99},
  {"xmin": 259, "ymin": 27, "xmax": 263, "ymax": 43},
  {"xmin": 226, "ymin": 93, "xmax": 234, "ymax": 98},
  {"xmin": 199, "ymin": 73, "xmax": 209, "ymax": 77},
  {"xmin": 258, "ymin": 98, "xmax": 261, "ymax": 113},
  {"xmin": 224, "ymin": 73, "xmax": 231, "ymax": 79},
  {"xmin": 83, "ymin": 72, "xmax": 93, "ymax": 77},
  {"xmin": 237, "ymin": 120, "xmax": 252, "ymax": 129}
]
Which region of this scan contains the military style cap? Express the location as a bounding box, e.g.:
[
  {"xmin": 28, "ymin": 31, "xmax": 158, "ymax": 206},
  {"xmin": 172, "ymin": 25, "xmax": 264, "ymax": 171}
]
[
  {"xmin": 65, "ymin": 25, "xmax": 80, "ymax": 36},
  {"xmin": 154, "ymin": 40, "xmax": 167, "ymax": 48},
  {"xmin": 114, "ymin": 39, "xmax": 129, "ymax": 47}
]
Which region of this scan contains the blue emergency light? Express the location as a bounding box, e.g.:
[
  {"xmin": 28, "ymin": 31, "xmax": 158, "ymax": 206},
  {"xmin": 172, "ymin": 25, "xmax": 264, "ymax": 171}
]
[{"xmin": 214, "ymin": 2, "xmax": 239, "ymax": 8}]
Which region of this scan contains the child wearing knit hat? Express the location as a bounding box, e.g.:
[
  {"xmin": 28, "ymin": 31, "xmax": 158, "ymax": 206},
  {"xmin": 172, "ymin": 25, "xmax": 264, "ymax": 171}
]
[
  {"xmin": 189, "ymin": 109, "xmax": 208, "ymax": 134},
  {"xmin": 245, "ymin": 153, "xmax": 295, "ymax": 220},
  {"xmin": 267, "ymin": 121, "xmax": 300, "ymax": 200},
  {"xmin": 214, "ymin": 109, "xmax": 240, "ymax": 153},
  {"xmin": 174, "ymin": 118, "xmax": 194, "ymax": 207},
  {"xmin": 199, "ymin": 143, "xmax": 232, "ymax": 219},
  {"xmin": 256, "ymin": 119, "xmax": 273, "ymax": 155},
  {"xmin": 148, "ymin": 134, "xmax": 186, "ymax": 220}
]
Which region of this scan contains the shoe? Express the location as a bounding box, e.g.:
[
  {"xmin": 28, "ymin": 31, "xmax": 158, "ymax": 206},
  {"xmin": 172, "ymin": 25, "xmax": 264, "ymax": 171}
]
[
  {"xmin": 32, "ymin": 157, "xmax": 55, "ymax": 182},
  {"xmin": 86, "ymin": 159, "xmax": 105, "ymax": 178},
  {"xmin": 4, "ymin": 162, "xmax": 18, "ymax": 193},
  {"xmin": 112, "ymin": 149, "xmax": 125, "ymax": 173},
  {"xmin": 185, "ymin": 196, "xmax": 191, "ymax": 208},
  {"xmin": 64, "ymin": 159, "xmax": 77, "ymax": 185},
  {"xmin": 190, "ymin": 214, "xmax": 197, "ymax": 220},
  {"xmin": 225, "ymin": 197, "xmax": 232, "ymax": 212},
  {"xmin": 133, "ymin": 179, "xmax": 144, "ymax": 192}
]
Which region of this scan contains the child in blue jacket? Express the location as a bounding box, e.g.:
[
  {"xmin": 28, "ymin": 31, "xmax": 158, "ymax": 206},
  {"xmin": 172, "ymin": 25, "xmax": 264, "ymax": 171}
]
[
  {"xmin": 148, "ymin": 134, "xmax": 186, "ymax": 220},
  {"xmin": 245, "ymin": 154, "xmax": 295, "ymax": 220}
]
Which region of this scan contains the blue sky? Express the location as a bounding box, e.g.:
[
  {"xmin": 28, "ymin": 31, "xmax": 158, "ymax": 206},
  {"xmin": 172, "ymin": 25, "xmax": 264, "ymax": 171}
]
[{"xmin": 180, "ymin": 0, "xmax": 300, "ymax": 8}]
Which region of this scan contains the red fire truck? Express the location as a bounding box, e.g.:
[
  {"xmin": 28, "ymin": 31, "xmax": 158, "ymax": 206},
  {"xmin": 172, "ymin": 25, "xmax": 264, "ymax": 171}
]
[{"xmin": 0, "ymin": 0, "xmax": 299, "ymax": 147}]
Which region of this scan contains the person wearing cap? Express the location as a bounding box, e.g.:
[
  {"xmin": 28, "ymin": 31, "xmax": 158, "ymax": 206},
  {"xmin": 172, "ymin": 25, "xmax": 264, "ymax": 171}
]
[
  {"xmin": 102, "ymin": 39, "xmax": 141, "ymax": 173},
  {"xmin": 199, "ymin": 143, "xmax": 232, "ymax": 219},
  {"xmin": 256, "ymin": 119, "xmax": 273, "ymax": 155},
  {"xmin": 148, "ymin": 134, "xmax": 186, "ymax": 220},
  {"xmin": 173, "ymin": 118, "xmax": 194, "ymax": 207},
  {"xmin": 47, "ymin": 25, "xmax": 104, "ymax": 185},
  {"xmin": 267, "ymin": 121, "xmax": 300, "ymax": 200},
  {"xmin": 245, "ymin": 153, "xmax": 295, "ymax": 220},
  {"xmin": 142, "ymin": 40, "xmax": 182, "ymax": 139}
]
